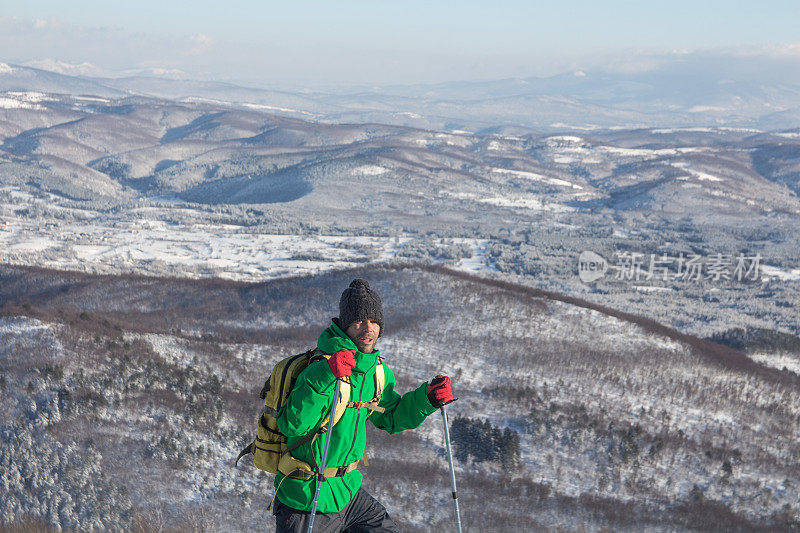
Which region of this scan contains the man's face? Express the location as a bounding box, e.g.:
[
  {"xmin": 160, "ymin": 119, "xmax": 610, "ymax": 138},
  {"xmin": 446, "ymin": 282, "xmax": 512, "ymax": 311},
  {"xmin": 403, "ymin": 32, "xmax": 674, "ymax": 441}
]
[{"xmin": 345, "ymin": 319, "xmax": 381, "ymax": 353}]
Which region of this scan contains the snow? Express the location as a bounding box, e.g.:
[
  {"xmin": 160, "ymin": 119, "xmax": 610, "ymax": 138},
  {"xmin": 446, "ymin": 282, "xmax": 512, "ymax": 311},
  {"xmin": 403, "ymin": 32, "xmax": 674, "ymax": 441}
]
[
  {"xmin": 491, "ymin": 167, "xmax": 583, "ymax": 189},
  {"xmin": 8, "ymin": 236, "xmax": 57, "ymax": 252},
  {"xmin": 9, "ymin": 91, "xmax": 48, "ymax": 102},
  {"xmin": 0, "ymin": 63, "xmax": 14, "ymax": 74},
  {"xmin": 0, "ymin": 316, "xmax": 65, "ymax": 363},
  {"xmin": 676, "ymin": 147, "xmax": 710, "ymax": 153},
  {"xmin": 672, "ymin": 162, "xmax": 723, "ymax": 182},
  {"xmin": 354, "ymin": 165, "xmax": 389, "ymax": 176},
  {"xmin": 693, "ymin": 171, "xmax": 723, "ymax": 182},
  {"xmin": 142, "ymin": 333, "xmax": 196, "ymax": 368},
  {"xmin": 750, "ymin": 352, "xmax": 800, "ymax": 375},
  {"xmin": 479, "ymin": 195, "xmax": 573, "ymax": 212},
  {"xmin": 441, "ymin": 189, "xmax": 572, "ymax": 212},
  {"xmin": 689, "ymin": 105, "xmax": 727, "ymax": 113},
  {"xmin": 599, "ymin": 146, "xmax": 678, "ymax": 157},
  {"xmin": 652, "ymin": 127, "xmax": 717, "ymax": 134},
  {"xmin": 549, "ymin": 123, "xmax": 600, "ymax": 131},
  {"xmin": 547, "ymin": 135, "xmax": 584, "ymax": 144},
  {"xmin": 180, "ymin": 97, "xmax": 314, "ymax": 117},
  {"xmin": 0, "ymin": 96, "xmax": 44, "ymax": 110},
  {"xmin": 0, "ymin": 92, "xmax": 49, "ymax": 110},
  {"xmin": 553, "ymin": 156, "xmax": 577, "ymax": 164},
  {"xmin": 450, "ymin": 238, "xmax": 491, "ymax": 274},
  {"xmin": 0, "ymin": 316, "xmax": 53, "ymax": 337},
  {"xmin": 432, "ymin": 133, "xmax": 472, "ymax": 148},
  {"xmin": 239, "ymin": 102, "xmax": 314, "ymax": 116},
  {"xmin": 760, "ymin": 265, "xmax": 800, "ymax": 281},
  {"xmin": 0, "ymin": 208, "xmax": 489, "ymax": 282},
  {"xmin": 634, "ymin": 285, "xmax": 673, "ymax": 292},
  {"xmin": 652, "ymin": 126, "xmax": 761, "ymax": 135},
  {"xmin": 705, "ymin": 188, "xmax": 764, "ymax": 208},
  {"xmin": 73, "ymin": 95, "xmax": 111, "ymax": 103}
]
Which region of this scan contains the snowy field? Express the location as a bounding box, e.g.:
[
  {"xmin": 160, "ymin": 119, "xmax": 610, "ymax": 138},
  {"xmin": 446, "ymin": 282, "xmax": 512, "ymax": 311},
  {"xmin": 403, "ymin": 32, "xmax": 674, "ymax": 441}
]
[
  {"xmin": 0, "ymin": 195, "xmax": 490, "ymax": 282},
  {"xmin": 4, "ymin": 198, "xmax": 795, "ymax": 286},
  {"xmin": 3, "ymin": 266, "xmax": 799, "ymax": 532}
]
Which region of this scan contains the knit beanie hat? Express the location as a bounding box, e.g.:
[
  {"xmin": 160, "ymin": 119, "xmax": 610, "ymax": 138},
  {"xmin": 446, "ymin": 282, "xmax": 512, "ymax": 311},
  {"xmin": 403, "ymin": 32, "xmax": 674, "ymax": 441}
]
[{"xmin": 338, "ymin": 278, "xmax": 384, "ymax": 335}]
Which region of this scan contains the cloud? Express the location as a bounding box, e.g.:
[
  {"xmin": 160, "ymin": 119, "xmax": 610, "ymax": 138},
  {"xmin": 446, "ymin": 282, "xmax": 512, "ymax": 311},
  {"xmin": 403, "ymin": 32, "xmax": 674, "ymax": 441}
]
[
  {"xmin": 0, "ymin": 16, "xmax": 191, "ymax": 75},
  {"xmin": 189, "ymin": 34, "xmax": 215, "ymax": 55},
  {"xmin": 2, "ymin": 15, "xmax": 800, "ymax": 88},
  {"xmin": 733, "ymin": 43, "xmax": 800, "ymax": 58},
  {"xmin": 589, "ymin": 51, "xmax": 671, "ymax": 74},
  {"xmin": 575, "ymin": 43, "xmax": 800, "ymax": 83}
]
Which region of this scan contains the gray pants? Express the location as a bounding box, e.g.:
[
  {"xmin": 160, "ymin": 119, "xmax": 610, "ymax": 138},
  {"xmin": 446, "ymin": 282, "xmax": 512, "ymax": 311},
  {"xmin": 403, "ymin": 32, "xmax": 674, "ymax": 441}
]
[{"xmin": 273, "ymin": 488, "xmax": 399, "ymax": 533}]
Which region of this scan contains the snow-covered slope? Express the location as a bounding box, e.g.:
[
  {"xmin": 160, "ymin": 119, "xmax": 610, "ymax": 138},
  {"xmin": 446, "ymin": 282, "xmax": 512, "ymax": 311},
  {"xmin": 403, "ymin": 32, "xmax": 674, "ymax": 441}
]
[
  {"xmin": 1, "ymin": 264, "xmax": 798, "ymax": 531},
  {"xmin": 3, "ymin": 89, "xmax": 799, "ymax": 219}
]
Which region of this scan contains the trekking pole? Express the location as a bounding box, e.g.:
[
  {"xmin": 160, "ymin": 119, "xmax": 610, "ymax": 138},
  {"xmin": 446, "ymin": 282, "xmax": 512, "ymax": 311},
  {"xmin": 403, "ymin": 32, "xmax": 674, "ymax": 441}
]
[
  {"xmin": 441, "ymin": 405, "xmax": 463, "ymax": 533},
  {"xmin": 308, "ymin": 378, "xmax": 341, "ymax": 533}
]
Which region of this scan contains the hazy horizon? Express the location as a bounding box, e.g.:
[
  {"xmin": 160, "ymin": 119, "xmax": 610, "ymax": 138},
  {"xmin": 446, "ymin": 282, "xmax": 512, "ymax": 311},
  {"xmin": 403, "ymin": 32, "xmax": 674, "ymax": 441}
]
[{"xmin": 2, "ymin": 2, "xmax": 800, "ymax": 89}]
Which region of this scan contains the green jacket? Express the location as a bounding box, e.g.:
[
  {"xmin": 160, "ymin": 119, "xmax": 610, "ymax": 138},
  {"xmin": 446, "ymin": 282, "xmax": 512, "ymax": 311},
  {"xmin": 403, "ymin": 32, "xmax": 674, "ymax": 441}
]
[{"xmin": 275, "ymin": 320, "xmax": 437, "ymax": 513}]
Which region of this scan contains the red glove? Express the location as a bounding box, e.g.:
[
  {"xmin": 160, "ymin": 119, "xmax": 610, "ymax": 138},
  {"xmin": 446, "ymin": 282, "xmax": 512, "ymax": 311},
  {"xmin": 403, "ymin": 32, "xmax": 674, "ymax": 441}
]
[
  {"xmin": 426, "ymin": 376, "xmax": 455, "ymax": 407},
  {"xmin": 327, "ymin": 349, "xmax": 356, "ymax": 379}
]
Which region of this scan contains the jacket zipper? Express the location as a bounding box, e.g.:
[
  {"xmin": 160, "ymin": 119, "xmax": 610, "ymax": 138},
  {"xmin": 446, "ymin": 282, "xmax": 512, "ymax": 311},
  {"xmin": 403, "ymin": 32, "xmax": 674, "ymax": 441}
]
[
  {"xmin": 318, "ymin": 357, "xmax": 377, "ymax": 503},
  {"xmin": 339, "ymin": 361, "xmax": 374, "ymax": 501},
  {"xmin": 343, "ymin": 366, "xmax": 369, "ymax": 461}
]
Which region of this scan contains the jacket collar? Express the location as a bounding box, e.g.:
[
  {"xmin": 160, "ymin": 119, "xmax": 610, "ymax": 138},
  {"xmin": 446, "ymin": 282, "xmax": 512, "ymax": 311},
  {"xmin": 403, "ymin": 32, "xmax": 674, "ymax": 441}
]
[{"xmin": 317, "ymin": 319, "xmax": 380, "ymax": 373}]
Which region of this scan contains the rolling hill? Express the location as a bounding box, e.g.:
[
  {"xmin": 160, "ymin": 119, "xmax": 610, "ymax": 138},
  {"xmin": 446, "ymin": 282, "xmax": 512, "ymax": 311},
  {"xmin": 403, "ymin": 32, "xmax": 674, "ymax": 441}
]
[{"xmin": 1, "ymin": 263, "xmax": 798, "ymax": 531}]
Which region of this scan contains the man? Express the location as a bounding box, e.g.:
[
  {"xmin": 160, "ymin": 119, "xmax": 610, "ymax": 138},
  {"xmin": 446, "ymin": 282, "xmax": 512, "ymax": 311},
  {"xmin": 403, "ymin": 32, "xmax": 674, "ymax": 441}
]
[{"xmin": 273, "ymin": 278, "xmax": 455, "ymax": 532}]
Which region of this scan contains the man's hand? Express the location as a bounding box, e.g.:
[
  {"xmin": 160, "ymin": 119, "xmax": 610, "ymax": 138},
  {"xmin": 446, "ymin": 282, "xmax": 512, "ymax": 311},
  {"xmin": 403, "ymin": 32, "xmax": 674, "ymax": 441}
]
[
  {"xmin": 426, "ymin": 375, "xmax": 455, "ymax": 407},
  {"xmin": 327, "ymin": 349, "xmax": 356, "ymax": 379}
]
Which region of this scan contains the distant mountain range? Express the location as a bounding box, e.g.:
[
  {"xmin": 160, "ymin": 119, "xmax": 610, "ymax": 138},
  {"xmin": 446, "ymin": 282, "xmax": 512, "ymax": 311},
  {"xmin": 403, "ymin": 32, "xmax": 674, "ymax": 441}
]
[
  {"xmin": 3, "ymin": 57, "xmax": 800, "ymax": 132},
  {"xmin": 1, "ymin": 76, "xmax": 799, "ymax": 222}
]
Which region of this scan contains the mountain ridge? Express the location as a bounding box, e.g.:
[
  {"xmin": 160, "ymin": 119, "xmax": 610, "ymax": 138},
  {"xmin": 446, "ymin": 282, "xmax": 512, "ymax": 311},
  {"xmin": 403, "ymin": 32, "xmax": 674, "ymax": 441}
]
[
  {"xmin": 1, "ymin": 261, "xmax": 792, "ymax": 387},
  {"xmin": 4, "ymin": 59, "xmax": 800, "ymax": 132},
  {"xmin": 2, "ymin": 262, "xmax": 799, "ymax": 531}
]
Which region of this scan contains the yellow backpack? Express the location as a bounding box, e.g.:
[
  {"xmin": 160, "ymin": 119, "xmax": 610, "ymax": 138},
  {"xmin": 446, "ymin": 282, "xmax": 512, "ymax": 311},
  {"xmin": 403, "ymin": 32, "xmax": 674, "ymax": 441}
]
[{"xmin": 235, "ymin": 348, "xmax": 385, "ymax": 479}]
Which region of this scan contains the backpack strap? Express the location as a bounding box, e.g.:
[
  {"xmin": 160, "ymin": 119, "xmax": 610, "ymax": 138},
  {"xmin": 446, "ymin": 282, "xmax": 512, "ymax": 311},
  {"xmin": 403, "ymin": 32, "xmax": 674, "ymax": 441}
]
[
  {"xmin": 347, "ymin": 359, "xmax": 386, "ymax": 414},
  {"xmin": 322, "ymin": 458, "xmax": 361, "ymax": 478},
  {"xmin": 306, "ymin": 349, "xmax": 352, "ymax": 428},
  {"xmin": 278, "ymin": 357, "xmax": 384, "ymax": 473},
  {"xmin": 280, "ymin": 373, "xmax": 351, "ymax": 463},
  {"xmin": 374, "ymin": 360, "xmax": 385, "ymax": 404},
  {"xmin": 319, "ymin": 377, "xmax": 351, "ymax": 428},
  {"xmin": 268, "ymin": 456, "xmax": 360, "ymax": 510}
]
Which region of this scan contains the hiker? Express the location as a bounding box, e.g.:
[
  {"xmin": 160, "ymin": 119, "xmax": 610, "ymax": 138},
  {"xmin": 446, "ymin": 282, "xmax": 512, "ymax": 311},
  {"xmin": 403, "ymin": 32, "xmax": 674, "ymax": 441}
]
[{"xmin": 272, "ymin": 278, "xmax": 455, "ymax": 532}]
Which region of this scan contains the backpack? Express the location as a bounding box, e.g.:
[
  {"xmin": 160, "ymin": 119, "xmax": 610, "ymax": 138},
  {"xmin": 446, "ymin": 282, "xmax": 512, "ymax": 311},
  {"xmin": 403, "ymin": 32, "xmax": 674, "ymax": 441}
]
[{"xmin": 235, "ymin": 347, "xmax": 386, "ymax": 480}]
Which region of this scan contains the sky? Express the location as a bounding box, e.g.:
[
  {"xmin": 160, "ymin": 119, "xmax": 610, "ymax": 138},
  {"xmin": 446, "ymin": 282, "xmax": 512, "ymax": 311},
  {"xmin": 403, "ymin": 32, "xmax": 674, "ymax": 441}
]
[{"xmin": 1, "ymin": 1, "xmax": 799, "ymax": 87}]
